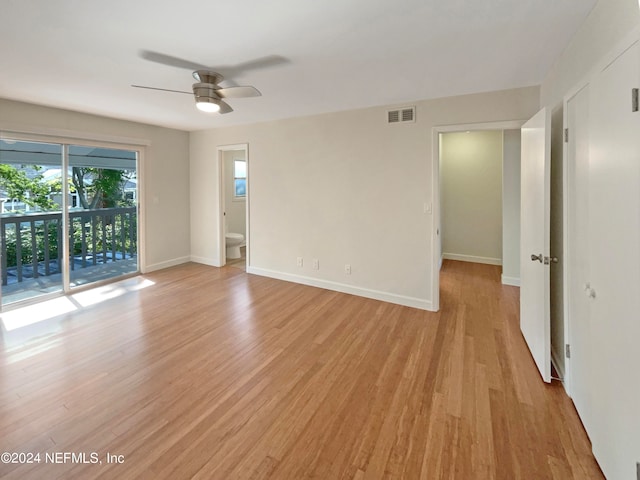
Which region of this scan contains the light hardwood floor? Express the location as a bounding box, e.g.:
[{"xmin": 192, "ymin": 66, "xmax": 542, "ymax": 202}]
[{"xmin": 0, "ymin": 260, "xmax": 603, "ymax": 479}]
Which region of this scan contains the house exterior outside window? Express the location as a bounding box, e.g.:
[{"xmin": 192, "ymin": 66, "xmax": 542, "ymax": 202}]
[{"xmin": 234, "ymin": 160, "xmax": 246, "ymax": 200}]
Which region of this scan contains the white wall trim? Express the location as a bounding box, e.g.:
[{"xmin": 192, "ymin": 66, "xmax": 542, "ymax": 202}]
[
  {"xmin": 190, "ymin": 255, "xmax": 222, "ymax": 268},
  {"xmin": 501, "ymin": 275, "xmax": 521, "ymax": 287},
  {"xmin": 247, "ymin": 267, "xmax": 434, "ymax": 311},
  {"xmin": 143, "ymin": 256, "xmax": 191, "ymax": 273},
  {"xmin": 434, "ymin": 120, "xmax": 527, "ymax": 133},
  {"xmin": 0, "ymin": 123, "xmax": 152, "ymax": 147},
  {"xmin": 442, "ymin": 253, "xmax": 502, "ymax": 265},
  {"xmin": 432, "ymin": 119, "xmax": 527, "ymax": 313},
  {"xmin": 562, "ymin": 87, "xmax": 574, "ymax": 398}
]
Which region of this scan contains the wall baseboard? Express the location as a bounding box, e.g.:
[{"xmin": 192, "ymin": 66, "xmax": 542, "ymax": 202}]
[
  {"xmin": 501, "ymin": 275, "xmax": 521, "ymax": 287},
  {"xmin": 143, "ymin": 256, "xmax": 191, "ymax": 273},
  {"xmin": 190, "ymin": 255, "xmax": 222, "ymax": 267},
  {"xmin": 246, "ymin": 267, "xmax": 434, "ymax": 312},
  {"xmin": 442, "ymin": 253, "xmax": 502, "ymax": 266}
]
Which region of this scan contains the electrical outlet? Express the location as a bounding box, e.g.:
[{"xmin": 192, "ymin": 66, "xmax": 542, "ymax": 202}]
[
  {"xmin": 297, "ymin": 257, "xmax": 303, "ymax": 267},
  {"xmin": 345, "ymin": 264, "xmax": 351, "ymax": 274},
  {"xmin": 313, "ymin": 259, "xmax": 319, "ymax": 270}
]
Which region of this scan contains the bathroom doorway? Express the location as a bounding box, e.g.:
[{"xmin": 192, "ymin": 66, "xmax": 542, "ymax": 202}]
[{"xmin": 217, "ymin": 144, "xmax": 249, "ymax": 269}]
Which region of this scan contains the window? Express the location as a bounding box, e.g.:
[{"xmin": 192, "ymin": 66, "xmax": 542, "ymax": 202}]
[{"xmin": 234, "ymin": 160, "xmax": 246, "ymax": 199}]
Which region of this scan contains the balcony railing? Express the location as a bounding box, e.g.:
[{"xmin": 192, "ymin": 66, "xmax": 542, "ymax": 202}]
[{"xmin": 1, "ymin": 207, "xmax": 137, "ymax": 286}]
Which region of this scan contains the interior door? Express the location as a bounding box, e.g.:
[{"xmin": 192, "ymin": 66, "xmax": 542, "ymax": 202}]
[
  {"xmin": 565, "ymin": 85, "xmax": 592, "ymax": 434},
  {"xmin": 520, "ymin": 107, "xmax": 551, "ymax": 383}
]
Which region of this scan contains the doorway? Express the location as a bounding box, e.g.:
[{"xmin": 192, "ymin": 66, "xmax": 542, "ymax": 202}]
[
  {"xmin": 432, "ymin": 120, "xmax": 524, "ymax": 312},
  {"xmin": 217, "ymin": 144, "xmax": 249, "ymax": 269},
  {"xmin": 434, "ymin": 116, "xmax": 565, "ymax": 382}
]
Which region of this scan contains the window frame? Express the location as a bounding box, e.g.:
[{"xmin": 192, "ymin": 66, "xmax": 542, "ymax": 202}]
[{"xmin": 233, "ymin": 159, "xmax": 246, "ymax": 201}]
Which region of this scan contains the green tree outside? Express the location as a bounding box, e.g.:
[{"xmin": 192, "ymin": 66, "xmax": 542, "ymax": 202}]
[{"xmin": 0, "ymin": 164, "xmax": 56, "ymax": 210}]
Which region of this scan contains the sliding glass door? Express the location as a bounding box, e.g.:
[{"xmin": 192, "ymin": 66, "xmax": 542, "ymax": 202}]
[
  {"xmin": 67, "ymin": 145, "xmax": 138, "ymax": 288},
  {"xmin": 0, "ymin": 138, "xmax": 139, "ymax": 307}
]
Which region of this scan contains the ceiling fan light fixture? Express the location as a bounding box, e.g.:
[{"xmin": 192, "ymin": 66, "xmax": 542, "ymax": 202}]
[
  {"xmin": 195, "ymin": 98, "xmax": 221, "ymax": 113},
  {"xmin": 193, "ymin": 82, "xmax": 222, "ymax": 113}
]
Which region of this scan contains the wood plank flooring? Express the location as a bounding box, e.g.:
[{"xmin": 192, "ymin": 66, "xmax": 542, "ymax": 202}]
[{"xmin": 0, "ymin": 260, "xmax": 603, "ymax": 479}]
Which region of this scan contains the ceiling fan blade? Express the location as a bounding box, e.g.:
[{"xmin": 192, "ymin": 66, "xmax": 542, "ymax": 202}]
[
  {"xmin": 218, "ymin": 100, "xmax": 233, "ymax": 114},
  {"xmin": 221, "ymin": 55, "xmax": 290, "ymax": 78},
  {"xmin": 131, "ymin": 84, "xmax": 192, "ymax": 95},
  {"xmin": 139, "ymin": 50, "xmax": 208, "ymax": 71},
  {"xmin": 215, "ymin": 86, "xmax": 261, "ymax": 98}
]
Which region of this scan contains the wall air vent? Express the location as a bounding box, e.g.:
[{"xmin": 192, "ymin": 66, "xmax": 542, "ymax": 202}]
[
  {"xmin": 388, "ymin": 110, "xmax": 400, "ymax": 123},
  {"xmin": 387, "ymin": 106, "xmax": 415, "ymax": 124}
]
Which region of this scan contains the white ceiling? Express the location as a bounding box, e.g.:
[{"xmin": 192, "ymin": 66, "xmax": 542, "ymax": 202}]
[{"xmin": 0, "ymin": 0, "xmax": 597, "ymax": 131}]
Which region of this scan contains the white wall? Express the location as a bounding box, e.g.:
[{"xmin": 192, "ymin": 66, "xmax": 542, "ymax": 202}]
[
  {"xmin": 501, "ymin": 129, "xmax": 521, "ymax": 285},
  {"xmin": 0, "ymin": 98, "xmax": 191, "ymax": 272},
  {"xmin": 224, "ymin": 150, "xmax": 247, "ymax": 239},
  {"xmin": 440, "ymin": 130, "xmax": 503, "ymax": 265},
  {"xmin": 190, "ymin": 86, "xmax": 539, "ymax": 310}
]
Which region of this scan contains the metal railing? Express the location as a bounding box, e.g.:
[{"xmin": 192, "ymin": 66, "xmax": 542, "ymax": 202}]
[{"xmin": 1, "ymin": 207, "xmax": 137, "ymax": 286}]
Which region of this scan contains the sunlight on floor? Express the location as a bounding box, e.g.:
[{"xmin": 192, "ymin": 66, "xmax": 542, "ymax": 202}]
[
  {"xmin": 72, "ymin": 278, "xmax": 155, "ymax": 307},
  {"xmin": 1, "ymin": 297, "xmax": 77, "ymax": 331},
  {"xmin": 1, "ymin": 277, "xmax": 155, "ymax": 332}
]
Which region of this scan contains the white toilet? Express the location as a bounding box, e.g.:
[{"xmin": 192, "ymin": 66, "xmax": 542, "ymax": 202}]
[{"xmin": 225, "ymin": 232, "xmax": 244, "ymax": 259}]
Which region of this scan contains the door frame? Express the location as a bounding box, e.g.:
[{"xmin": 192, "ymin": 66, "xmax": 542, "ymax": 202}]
[
  {"xmin": 431, "ymin": 120, "xmax": 525, "ymax": 311},
  {"xmin": 216, "ymin": 143, "xmax": 249, "ymax": 268},
  {"xmin": 561, "ymin": 80, "xmax": 590, "ymax": 399},
  {"xmin": 0, "ymin": 127, "xmax": 147, "ymax": 310}
]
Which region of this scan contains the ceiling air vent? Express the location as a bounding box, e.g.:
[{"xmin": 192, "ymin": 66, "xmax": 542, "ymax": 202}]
[{"xmin": 387, "ymin": 106, "xmax": 415, "ymax": 124}]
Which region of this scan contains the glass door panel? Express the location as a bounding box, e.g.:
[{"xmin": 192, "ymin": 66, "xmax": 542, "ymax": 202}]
[
  {"xmin": 0, "ymin": 139, "xmax": 64, "ymax": 305},
  {"xmin": 67, "ymin": 145, "xmax": 138, "ymax": 287}
]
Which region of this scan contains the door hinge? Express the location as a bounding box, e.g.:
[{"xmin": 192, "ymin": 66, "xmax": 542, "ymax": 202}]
[
  {"xmin": 544, "ymin": 256, "xmax": 558, "ymax": 265},
  {"xmin": 564, "ymin": 128, "xmax": 569, "ymax": 143},
  {"xmin": 633, "ymin": 88, "xmax": 639, "ymax": 112},
  {"xmin": 565, "ymin": 344, "xmax": 571, "ymax": 359}
]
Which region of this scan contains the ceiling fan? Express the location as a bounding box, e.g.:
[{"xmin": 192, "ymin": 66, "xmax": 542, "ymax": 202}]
[
  {"xmin": 132, "ymin": 50, "xmax": 288, "ymax": 114},
  {"xmin": 133, "ymin": 70, "xmax": 260, "ymax": 114}
]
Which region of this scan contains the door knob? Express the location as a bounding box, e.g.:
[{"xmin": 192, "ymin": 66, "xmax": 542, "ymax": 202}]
[{"xmin": 531, "ymin": 253, "xmax": 543, "ymax": 263}]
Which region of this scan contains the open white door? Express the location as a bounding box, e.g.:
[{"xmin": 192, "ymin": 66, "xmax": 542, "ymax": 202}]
[{"xmin": 520, "ymin": 107, "xmax": 551, "ymax": 383}]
